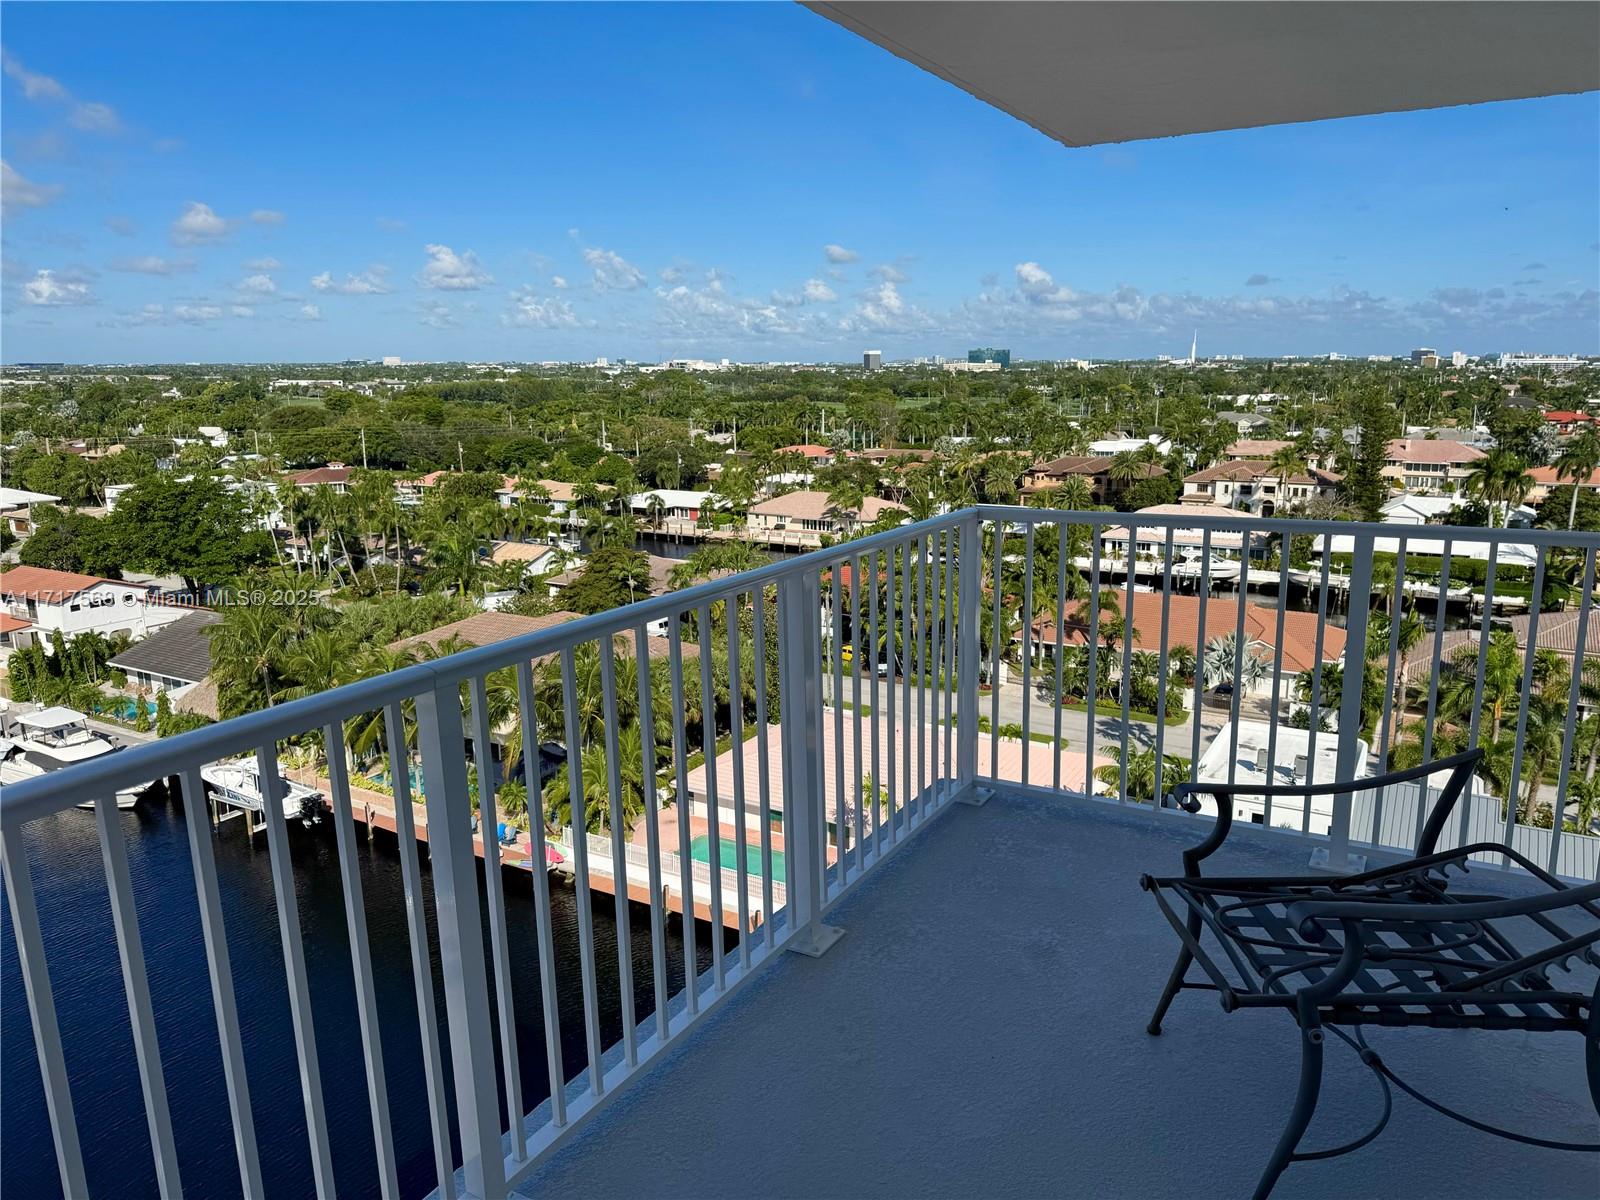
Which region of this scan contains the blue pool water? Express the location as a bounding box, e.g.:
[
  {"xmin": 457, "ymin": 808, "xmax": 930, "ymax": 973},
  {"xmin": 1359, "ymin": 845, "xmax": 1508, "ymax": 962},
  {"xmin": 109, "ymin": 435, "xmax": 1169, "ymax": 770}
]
[{"xmin": 689, "ymin": 834, "xmax": 787, "ymax": 883}]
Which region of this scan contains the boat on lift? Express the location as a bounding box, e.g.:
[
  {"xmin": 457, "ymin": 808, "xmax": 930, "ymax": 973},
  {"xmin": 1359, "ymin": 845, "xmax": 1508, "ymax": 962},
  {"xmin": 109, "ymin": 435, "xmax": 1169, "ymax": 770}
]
[
  {"xmin": 0, "ymin": 706, "xmax": 148, "ymax": 809},
  {"xmin": 200, "ymin": 756, "xmax": 324, "ymax": 826}
]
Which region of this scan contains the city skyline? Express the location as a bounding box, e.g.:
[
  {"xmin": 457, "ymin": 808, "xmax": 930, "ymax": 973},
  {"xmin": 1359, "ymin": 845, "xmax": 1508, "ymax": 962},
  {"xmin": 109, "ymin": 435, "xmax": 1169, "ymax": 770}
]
[{"xmin": 2, "ymin": 2, "xmax": 1597, "ymax": 363}]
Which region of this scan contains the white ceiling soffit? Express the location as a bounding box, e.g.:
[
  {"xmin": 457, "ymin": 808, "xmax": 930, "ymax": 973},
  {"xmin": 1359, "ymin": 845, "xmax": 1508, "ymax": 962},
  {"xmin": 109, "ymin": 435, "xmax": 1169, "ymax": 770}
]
[{"xmin": 804, "ymin": 1, "xmax": 1600, "ymax": 146}]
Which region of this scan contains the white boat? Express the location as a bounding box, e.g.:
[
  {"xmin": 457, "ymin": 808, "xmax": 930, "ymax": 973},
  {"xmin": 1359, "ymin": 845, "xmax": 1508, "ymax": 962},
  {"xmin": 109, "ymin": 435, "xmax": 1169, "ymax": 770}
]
[
  {"xmin": 200, "ymin": 757, "xmax": 323, "ymax": 825},
  {"xmin": 0, "ymin": 706, "xmax": 148, "ymax": 809}
]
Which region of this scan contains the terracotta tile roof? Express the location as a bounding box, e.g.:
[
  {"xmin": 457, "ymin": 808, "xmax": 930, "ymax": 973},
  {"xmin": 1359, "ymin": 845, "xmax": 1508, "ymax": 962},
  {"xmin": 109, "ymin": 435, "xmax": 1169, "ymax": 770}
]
[
  {"xmin": 1225, "ymin": 439, "xmax": 1294, "ymax": 458},
  {"xmin": 489, "ymin": 541, "xmax": 557, "ymax": 563},
  {"xmin": 776, "ymin": 444, "xmax": 835, "ymax": 458},
  {"xmin": 748, "ymin": 490, "xmax": 906, "ymax": 522},
  {"xmin": 1384, "ymin": 439, "xmax": 1486, "ymax": 466},
  {"xmin": 1026, "ymin": 592, "xmax": 1345, "ymax": 675},
  {"xmin": 1528, "ymin": 465, "xmax": 1600, "ymax": 486},
  {"xmin": 1031, "ymin": 454, "xmax": 1166, "ymax": 481},
  {"xmin": 0, "ymin": 613, "xmax": 32, "ymax": 633},
  {"xmin": 1544, "ymin": 411, "xmax": 1593, "ymax": 423},
  {"xmin": 0, "ymin": 565, "xmax": 126, "ymax": 602},
  {"xmin": 287, "ymin": 465, "xmax": 354, "ymax": 487}
]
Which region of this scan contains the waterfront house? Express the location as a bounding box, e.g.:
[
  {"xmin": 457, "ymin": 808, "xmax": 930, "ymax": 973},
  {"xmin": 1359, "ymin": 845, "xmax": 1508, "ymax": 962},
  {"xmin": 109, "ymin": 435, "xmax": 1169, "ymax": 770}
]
[
  {"xmin": 1382, "ymin": 438, "xmax": 1486, "ymax": 494},
  {"xmin": 628, "ymin": 488, "xmax": 716, "ymax": 525},
  {"xmin": 1021, "ymin": 454, "xmax": 1166, "ymax": 504},
  {"xmin": 746, "ymin": 490, "xmax": 907, "ymax": 540},
  {"xmin": 0, "ymin": 565, "xmax": 190, "ymax": 652},
  {"xmin": 1181, "ymin": 460, "xmax": 1339, "ymax": 516},
  {"xmin": 1527, "ymin": 464, "xmax": 1600, "ymax": 506},
  {"xmin": 105, "ymin": 609, "xmax": 222, "ymax": 702}
]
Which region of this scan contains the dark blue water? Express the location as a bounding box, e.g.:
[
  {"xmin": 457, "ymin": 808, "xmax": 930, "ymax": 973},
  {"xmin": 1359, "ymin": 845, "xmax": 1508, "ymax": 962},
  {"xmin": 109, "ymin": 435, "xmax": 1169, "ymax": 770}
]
[{"xmin": 1, "ymin": 786, "xmax": 718, "ymax": 1198}]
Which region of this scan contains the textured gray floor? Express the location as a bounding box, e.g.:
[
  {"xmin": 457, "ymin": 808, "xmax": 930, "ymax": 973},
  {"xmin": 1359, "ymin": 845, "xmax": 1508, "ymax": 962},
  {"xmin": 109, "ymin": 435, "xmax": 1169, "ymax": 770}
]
[{"xmin": 516, "ymin": 793, "xmax": 1598, "ymax": 1199}]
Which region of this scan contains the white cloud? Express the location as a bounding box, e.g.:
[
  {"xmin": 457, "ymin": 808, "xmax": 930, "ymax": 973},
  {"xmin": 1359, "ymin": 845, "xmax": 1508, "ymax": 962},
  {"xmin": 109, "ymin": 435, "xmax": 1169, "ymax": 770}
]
[
  {"xmin": 250, "ymin": 209, "xmax": 285, "ymax": 226},
  {"xmin": 230, "ymin": 305, "xmax": 255, "ymax": 318},
  {"xmin": 1, "ymin": 160, "xmax": 63, "ymax": 213},
  {"xmin": 582, "ymin": 246, "xmax": 647, "ymax": 292},
  {"xmin": 1014, "ymin": 261, "xmax": 1078, "ymax": 306},
  {"xmin": 419, "ymin": 301, "xmax": 456, "ymax": 329},
  {"xmin": 311, "ymin": 266, "xmax": 391, "ymax": 295},
  {"xmin": 376, "ymin": 216, "xmax": 408, "ymax": 232},
  {"xmin": 109, "ymin": 255, "xmax": 195, "ymax": 276},
  {"xmin": 504, "ymin": 288, "xmax": 582, "ymax": 329},
  {"xmin": 171, "ymin": 201, "xmax": 235, "ymax": 245},
  {"xmin": 869, "ymin": 263, "xmax": 907, "ymax": 283},
  {"xmin": 245, "ymin": 256, "xmax": 281, "ymax": 271},
  {"xmin": 418, "ymin": 243, "xmax": 492, "ymax": 290},
  {"xmin": 22, "ymin": 269, "xmax": 92, "ymax": 306},
  {"xmin": 552, "ymin": 275, "xmax": 569, "ymax": 290},
  {"xmin": 2, "ymin": 52, "xmax": 120, "ymax": 134},
  {"xmin": 856, "ymin": 280, "xmax": 907, "ymax": 326},
  {"xmin": 69, "ymin": 101, "xmax": 120, "ymax": 134},
  {"xmin": 173, "ymin": 304, "xmax": 223, "ymax": 323},
  {"xmin": 2, "ymin": 51, "xmax": 67, "ymax": 101},
  {"xmin": 824, "ymin": 244, "xmax": 859, "ymax": 264},
  {"xmin": 773, "ymin": 277, "xmax": 838, "ymax": 307},
  {"xmin": 299, "ymin": 304, "xmax": 322, "ymax": 321},
  {"xmin": 106, "ymin": 216, "xmax": 137, "ymax": 237},
  {"xmin": 237, "ymin": 273, "xmax": 277, "ymax": 295}
]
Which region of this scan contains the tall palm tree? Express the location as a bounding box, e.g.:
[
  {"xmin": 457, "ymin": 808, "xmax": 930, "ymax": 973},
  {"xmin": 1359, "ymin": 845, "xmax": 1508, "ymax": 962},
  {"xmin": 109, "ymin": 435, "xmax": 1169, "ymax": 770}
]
[
  {"xmin": 1554, "ymin": 426, "xmax": 1600, "ymax": 530},
  {"xmin": 210, "ymin": 603, "xmax": 290, "ymax": 714},
  {"xmin": 1203, "ymin": 632, "xmax": 1269, "ymax": 705},
  {"xmin": 1464, "ymin": 449, "xmax": 1535, "ymax": 529}
]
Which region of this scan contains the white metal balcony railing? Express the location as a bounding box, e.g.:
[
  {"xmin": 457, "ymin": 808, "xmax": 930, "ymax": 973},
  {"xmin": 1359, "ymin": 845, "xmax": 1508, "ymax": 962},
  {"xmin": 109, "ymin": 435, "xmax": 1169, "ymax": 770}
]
[{"xmin": 3, "ymin": 504, "xmax": 1599, "ymax": 1198}]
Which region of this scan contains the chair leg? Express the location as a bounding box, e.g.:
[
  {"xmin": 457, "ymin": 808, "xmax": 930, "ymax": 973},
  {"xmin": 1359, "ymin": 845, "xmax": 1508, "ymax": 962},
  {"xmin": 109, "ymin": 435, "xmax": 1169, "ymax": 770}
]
[
  {"xmin": 1252, "ymin": 1019, "xmax": 1325, "ymax": 1200},
  {"xmin": 1147, "ymin": 944, "xmax": 1193, "ymax": 1036}
]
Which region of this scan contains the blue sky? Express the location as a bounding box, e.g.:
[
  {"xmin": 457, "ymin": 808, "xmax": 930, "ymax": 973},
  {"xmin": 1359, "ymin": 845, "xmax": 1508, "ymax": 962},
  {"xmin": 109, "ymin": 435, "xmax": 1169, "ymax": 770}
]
[{"xmin": 2, "ymin": 2, "xmax": 1596, "ymax": 363}]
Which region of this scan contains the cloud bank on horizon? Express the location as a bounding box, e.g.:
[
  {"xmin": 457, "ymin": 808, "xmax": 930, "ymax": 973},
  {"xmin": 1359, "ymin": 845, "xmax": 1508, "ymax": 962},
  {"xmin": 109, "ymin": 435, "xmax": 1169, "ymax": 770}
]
[{"xmin": 1, "ymin": 4, "xmax": 1596, "ymax": 362}]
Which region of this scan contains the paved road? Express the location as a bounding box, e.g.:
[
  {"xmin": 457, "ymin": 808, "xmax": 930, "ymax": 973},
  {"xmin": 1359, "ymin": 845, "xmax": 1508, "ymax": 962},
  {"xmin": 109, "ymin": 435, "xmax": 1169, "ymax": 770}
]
[{"xmin": 822, "ymin": 673, "xmax": 1232, "ymax": 762}]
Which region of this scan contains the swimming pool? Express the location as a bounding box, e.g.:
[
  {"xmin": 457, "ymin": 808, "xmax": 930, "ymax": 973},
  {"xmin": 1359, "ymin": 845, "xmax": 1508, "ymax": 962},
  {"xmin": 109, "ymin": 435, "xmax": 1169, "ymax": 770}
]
[{"xmin": 689, "ymin": 834, "xmax": 786, "ymax": 883}]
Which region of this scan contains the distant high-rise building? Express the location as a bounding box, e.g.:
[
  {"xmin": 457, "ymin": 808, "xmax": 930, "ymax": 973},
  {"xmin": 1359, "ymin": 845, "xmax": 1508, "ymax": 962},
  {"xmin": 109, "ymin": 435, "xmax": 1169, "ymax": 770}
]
[
  {"xmin": 863, "ymin": 350, "xmax": 882, "ymax": 371},
  {"xmin": 968, "ymin": 347, "xmax": 1010, "ymax": 368},
  {"xmin": 382, "ymin": 355, "xmax": 403, "ymax": 367},
  {"xmin": 1451, "ymin": 351, "xmax": 1469, "ymax": 368},
  {"xmin": 1410, "ymin": 347, "xmax": 1438, "ymax": 364}
]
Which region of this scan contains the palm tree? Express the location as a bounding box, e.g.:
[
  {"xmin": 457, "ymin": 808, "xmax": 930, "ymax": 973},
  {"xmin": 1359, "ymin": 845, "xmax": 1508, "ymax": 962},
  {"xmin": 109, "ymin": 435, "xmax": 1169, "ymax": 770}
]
[
  {"xmin": 644, "ymin": 493, "xmax": 668, "ymax": 531},
  {"xmin": 1464, "ymin": 449, "xmax": 1535, "ymax": 529},
  {"xmin": 1554, "ymin": 427, "xmax": 1600, "ymax": 530},
  {"xmin": 1055, "ymin": 476, "xmax": 1094, "ymax": 512},
  {"xmin": 210, "ymin": 603, "xmax": 290, "ymax": 714},
  {"xmin": 1202, "ymin": 632, "xmax": 1269, "ymax": 705},
  {"xmin": 1369, "ymin": 607, "xmax": 1426, "ymax": 747},
  {"xmin": 1094, "ymin": 747, "xmax": 1188, "ymax": 804}
]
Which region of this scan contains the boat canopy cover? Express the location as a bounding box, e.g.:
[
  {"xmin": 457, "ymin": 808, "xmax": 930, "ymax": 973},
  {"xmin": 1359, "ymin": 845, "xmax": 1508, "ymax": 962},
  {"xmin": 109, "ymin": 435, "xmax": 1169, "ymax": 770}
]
[{"xmin": 15, "ymin": 706, "xmax": 92, "ymax": 732}]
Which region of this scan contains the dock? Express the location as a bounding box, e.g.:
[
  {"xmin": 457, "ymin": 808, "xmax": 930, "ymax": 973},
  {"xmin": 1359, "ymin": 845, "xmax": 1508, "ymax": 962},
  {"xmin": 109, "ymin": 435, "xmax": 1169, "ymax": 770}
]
[{"xmin": 270, "ymin": 765, "xmax": 758, "ymax": 930}]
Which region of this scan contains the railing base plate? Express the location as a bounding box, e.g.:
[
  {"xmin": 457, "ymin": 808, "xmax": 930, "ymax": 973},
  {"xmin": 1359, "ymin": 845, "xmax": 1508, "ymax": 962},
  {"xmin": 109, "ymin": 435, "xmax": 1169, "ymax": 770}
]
[
  {"xmin": 786, "ymin": 923, "xmax": 844, "ymax": 958},
  {"xmin": 1307, "ymin": 846, "xmax": 1368, "ymax": 874},
  {"xmin": 955, "ymin": 786, "xmax": 992, "ymax": 807}
]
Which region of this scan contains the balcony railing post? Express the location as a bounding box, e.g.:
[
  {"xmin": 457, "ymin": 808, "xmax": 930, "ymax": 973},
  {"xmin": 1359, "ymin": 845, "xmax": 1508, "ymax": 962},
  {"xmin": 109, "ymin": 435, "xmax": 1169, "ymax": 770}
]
[
  {"xmin": 956, "ymin": 511, "xmax": 986, "ymax": 803},
  {"xmin": 1316, "ymin": 531, "xmax": 1374, "ymax": 873},
  {"xmin": 414, "ymin": 675, "xmax": 508, "ymax": 1199},
  {"xmin": 777, "ymin": 572, "xmax": 843, "ymax": 956}
]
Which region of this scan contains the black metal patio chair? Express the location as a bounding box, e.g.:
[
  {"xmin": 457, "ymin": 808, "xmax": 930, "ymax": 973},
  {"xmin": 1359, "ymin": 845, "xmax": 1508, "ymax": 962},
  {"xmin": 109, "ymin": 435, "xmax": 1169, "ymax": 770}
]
[{"xmin": 1139, "ymin": 748, "xmax": 1600, "ymax": 1199}]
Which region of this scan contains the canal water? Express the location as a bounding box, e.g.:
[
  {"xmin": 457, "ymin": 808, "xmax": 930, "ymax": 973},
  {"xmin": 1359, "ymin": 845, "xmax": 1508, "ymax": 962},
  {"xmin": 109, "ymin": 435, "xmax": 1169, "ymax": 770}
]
[{"xmin": 1, "ymin": 786, "xmax": 719, "ymax": 1199}]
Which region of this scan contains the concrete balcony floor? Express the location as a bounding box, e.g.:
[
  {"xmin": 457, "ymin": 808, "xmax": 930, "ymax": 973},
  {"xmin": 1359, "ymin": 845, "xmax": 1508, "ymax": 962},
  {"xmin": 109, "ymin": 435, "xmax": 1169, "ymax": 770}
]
[{"xmin": 516, "ymin": 791, "xmax": 1598, "ymax": 1199}]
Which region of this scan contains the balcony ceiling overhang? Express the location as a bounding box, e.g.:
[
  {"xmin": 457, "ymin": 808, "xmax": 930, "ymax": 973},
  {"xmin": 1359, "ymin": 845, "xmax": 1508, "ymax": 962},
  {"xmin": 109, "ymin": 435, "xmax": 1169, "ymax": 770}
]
[{"xmin": 804, "ymin": 1, "xmax": 1600, "ymax": 146}]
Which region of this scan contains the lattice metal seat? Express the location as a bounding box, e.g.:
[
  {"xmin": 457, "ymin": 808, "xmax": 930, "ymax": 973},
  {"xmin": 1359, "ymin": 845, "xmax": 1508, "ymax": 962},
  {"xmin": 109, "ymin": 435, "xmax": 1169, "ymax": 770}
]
[{"xmin": 1140, "ymin": 749, "xmax": 1600, "ymax": 1199}]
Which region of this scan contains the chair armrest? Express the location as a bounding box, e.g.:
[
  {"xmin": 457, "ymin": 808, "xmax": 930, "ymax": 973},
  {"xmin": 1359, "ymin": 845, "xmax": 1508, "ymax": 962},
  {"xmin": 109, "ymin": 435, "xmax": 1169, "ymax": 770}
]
[
  {"xmin": 1171, "ymin": 748, "xmax": 1482, "ymax": 860},
  {"xmin": 1287, "ymin": 879, "xmax": 1600, "ymax": 941}
]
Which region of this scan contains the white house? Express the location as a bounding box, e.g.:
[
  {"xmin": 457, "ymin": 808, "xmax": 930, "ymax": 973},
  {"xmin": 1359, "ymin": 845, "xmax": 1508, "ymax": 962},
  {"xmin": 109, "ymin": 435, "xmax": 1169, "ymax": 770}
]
[
  {"xmin": 630, "ymin": 489, "xmax": 715, "ymax": 525},
  {"xmin": 0, "ymin": 566, "xmax": 190, "ymax": 652}
]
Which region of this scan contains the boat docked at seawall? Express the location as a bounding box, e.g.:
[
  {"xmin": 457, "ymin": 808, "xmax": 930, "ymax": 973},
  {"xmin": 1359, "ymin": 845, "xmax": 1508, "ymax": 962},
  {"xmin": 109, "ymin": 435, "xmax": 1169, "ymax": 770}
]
[
  {"xmin": 0, "ymin": 705, "xmax": 148, "ymax": 809},
  {"xmin": 199, "ymin": 757, "xmax": 324, "ymax": 825}
]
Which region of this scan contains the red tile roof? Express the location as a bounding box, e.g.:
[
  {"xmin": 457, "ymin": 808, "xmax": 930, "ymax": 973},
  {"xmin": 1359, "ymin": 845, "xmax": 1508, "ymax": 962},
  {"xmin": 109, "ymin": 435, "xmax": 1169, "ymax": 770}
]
[
  {"xmin": 0, "ymin": 565, "xmax": 126, "ymax": 602},
  {"xmin": 1026, "ymin": 591, "xmax": 1345, "ymax": 675}
]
